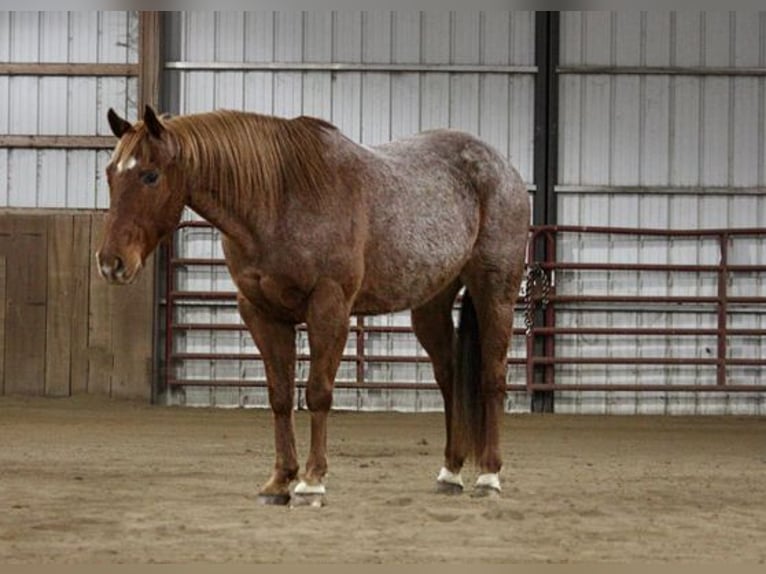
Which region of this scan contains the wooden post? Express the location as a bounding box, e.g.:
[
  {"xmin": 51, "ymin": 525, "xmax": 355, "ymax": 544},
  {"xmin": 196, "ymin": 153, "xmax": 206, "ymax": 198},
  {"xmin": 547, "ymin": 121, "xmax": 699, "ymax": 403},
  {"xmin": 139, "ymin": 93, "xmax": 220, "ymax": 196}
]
[
  {"xmin": 45, "ymin": 214, "xmax": 76, "ymax": 397},
  {"xmin": 0, "ymin": 256, "xmax": 5, "ymax": 395},
  {"xmin": 2, "ymin": 216, "xmax": 48, "ymax": 395},
  {"xmin": 139, "ymin": 12, "xmax": 162, "ymax": 112}
]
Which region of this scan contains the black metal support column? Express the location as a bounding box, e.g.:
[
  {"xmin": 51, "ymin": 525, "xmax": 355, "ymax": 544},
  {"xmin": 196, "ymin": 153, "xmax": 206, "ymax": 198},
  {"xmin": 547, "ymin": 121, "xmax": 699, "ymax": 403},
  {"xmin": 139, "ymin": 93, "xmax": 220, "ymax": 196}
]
[
  {"xmin": 531, "ymin": 12, "xmax": 559, "ymax": 413},
  {"xmin": 138, "ymin": 11, "xmax": 165, "ymax": 404},
  {"xmin": 150, "ymin": 12, "xmax": 179, "ymax": 403}
]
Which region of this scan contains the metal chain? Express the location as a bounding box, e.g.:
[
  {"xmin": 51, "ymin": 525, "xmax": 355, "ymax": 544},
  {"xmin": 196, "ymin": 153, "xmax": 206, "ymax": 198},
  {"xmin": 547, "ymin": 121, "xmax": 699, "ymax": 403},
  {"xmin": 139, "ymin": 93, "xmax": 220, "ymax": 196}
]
[{"xmin": 524, "ymin": 263, "xmax": 551, "ymax": 337}]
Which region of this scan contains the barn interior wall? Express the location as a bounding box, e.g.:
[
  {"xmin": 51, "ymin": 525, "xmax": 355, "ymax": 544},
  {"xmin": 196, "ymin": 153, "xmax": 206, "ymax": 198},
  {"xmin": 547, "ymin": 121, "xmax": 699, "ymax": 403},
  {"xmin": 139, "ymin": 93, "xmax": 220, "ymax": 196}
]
[{"xmin": 0, "ymin": 10, "xmax": 763, "ymax": 412}]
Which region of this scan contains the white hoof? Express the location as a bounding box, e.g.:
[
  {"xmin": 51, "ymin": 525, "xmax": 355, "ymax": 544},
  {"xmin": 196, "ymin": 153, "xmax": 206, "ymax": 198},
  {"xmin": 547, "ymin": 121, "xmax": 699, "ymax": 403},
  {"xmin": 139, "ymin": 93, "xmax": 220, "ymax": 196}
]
[
  {"xmin": 436, "ymin": 467, "xmax": 464, "ymax": 494},
  {"xmin": 474, "ymin": 473, "xmax": 501, "ymax": 495},
  {"xmin": 293, "ymin": 481, "xmax": 326, "ymax": 495},
  {"xmin": 291, "ymin": 481, "xmax": 326, "ymax": 508}
]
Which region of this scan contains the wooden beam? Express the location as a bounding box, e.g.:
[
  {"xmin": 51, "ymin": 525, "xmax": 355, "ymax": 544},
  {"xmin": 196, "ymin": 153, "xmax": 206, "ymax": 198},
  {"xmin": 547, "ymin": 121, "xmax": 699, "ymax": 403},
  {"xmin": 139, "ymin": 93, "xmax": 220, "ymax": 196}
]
[
  {"xmin": 0, "ymin": 135, "xmax": 116, "ymax": 150},
  {"xmin": 0, "ymin": 256, "xmax": 5, "ymax": 395},
  {"xmin": 45, "ymin": 214, "xmax": 75, "ymax": 397},
  {"xmin": 1, "ymin": 215, "xmax": 48, "ymax": 395},
  {"xmin": 69, "ymin": 214, "xmax": 92, "ymax": 395},
  {"xmin": 0, "ymin": 63, "xmax": 138, "ymax": 77},
  {"xmin": 139, "ymin": 12, "xmax": 162, "ymax": 112},
  {"xmin": 87, "ymin": 215, "xmax": 113, "ymax": 396}
]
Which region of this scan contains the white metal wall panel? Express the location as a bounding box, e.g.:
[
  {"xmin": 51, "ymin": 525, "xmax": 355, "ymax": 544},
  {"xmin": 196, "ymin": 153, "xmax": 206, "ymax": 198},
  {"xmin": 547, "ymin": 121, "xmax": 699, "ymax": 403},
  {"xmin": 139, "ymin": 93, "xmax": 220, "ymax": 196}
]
[
  {"xmin": 0, "ymin": 11, "xmax": 138, "ymax": 209},
  {"xmin": 560, "ymin": 13, "xmax": 766, "ymax": 190},
  {"xmin": 172, "ymin": 11, "xmax": 535, "ymax": 172},
  {"xmin": 167, "ymin": 10, "xmax": 535, "ymax": 411},
  {"xmin": 556, "ymin": 11, "xmax": 766, "ymax": 414}
]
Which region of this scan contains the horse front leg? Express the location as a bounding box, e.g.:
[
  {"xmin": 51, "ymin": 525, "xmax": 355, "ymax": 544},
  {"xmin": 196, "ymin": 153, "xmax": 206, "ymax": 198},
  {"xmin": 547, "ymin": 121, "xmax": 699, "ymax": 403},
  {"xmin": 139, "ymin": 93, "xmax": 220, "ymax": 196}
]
[
  {"xmin": 237, "ymin": 294, "xmax": 299, "ymax": 505},
  {"xmin": 292, "ymin": 278, "xmax": 351, "ymax": 507}
]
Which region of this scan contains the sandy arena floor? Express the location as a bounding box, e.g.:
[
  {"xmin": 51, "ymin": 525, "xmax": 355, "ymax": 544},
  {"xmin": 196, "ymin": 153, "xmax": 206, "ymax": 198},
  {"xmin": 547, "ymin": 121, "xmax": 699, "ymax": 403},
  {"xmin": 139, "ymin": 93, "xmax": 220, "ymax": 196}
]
[{"xmin": 0, "ymin": 396, "xmax": 764, "ymax": 564}]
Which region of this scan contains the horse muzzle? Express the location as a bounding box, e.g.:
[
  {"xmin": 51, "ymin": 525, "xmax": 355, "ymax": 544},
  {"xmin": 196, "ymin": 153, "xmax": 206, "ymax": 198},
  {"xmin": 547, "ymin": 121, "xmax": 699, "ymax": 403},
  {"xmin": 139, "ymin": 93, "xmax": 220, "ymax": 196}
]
[{"xmin": 95, "ymin": 250, "xmax": 142, "ymax": 285}]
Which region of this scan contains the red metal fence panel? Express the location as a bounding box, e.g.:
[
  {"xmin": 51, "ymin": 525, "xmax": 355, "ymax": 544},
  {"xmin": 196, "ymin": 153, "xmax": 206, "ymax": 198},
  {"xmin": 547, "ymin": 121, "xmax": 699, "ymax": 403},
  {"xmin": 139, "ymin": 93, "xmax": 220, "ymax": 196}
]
[{"xmin": 164, "ymin": 223, "xmax": 766, "ymax": 397}]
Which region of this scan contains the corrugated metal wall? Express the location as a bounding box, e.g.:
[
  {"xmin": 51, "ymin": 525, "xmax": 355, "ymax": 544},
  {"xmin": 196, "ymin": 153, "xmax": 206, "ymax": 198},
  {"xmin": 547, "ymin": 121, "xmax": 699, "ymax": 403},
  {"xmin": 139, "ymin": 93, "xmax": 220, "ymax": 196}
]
[
  {"xmin": 0, "ymin": 11, "xmax": 138, "ymax": 208},
  {"xmin": 3, "ymin": 10, "xmax": 761, "ymax": 413},
  {"xmin": 162, "ymin": 11, "xmax": 537, "ymax": 410},
  {"xmin": 555, "ymin": 12, "xmax": 766, "ymax": 414}
]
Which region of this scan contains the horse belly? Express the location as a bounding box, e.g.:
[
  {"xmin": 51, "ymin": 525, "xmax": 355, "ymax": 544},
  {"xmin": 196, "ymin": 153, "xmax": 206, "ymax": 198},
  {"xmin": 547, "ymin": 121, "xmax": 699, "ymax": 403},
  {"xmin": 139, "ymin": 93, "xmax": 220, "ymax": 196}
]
[{"xmin": 353, "ymin": 192, "xmax": 478, "ymax": 315}]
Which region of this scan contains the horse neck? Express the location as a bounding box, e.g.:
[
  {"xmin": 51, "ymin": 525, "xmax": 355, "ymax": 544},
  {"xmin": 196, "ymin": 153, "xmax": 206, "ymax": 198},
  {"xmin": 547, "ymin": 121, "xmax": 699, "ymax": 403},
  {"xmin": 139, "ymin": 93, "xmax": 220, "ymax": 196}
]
[
  {"xmin": 172, "ymin": 111, "xmax": 331, "ymax": 246},
  {"xmin": 186, "ymin": 175, "xmax": 267, "ymax": 257}
]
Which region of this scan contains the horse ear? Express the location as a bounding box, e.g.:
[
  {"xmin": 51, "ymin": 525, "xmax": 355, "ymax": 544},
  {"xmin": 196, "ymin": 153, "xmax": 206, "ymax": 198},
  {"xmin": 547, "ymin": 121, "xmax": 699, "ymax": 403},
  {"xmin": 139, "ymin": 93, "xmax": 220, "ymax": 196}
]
[
  {"xmin": 143, "ymin": 105, "xmax": 165, "ymax": 139},
  {"xmin": 107, "ymin": 108, "xmax": 132, "ymax": 138}
]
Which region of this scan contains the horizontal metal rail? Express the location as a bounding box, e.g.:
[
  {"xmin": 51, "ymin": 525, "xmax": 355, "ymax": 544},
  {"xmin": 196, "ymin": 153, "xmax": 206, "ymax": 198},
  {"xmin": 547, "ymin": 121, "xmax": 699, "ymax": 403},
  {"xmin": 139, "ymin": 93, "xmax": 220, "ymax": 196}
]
[
  {"xmin": 526, "ymin": 383, "xmax": 765, "ymax": 393},
  {"xmin": 172, "ymin": 351, "xmax": 526, "ymax": 365},
  {"xmin": 168, "ymin": 379, "xmax": 764, "ymax": 394},
  {"xmin": 168, "ymin": 378, "xmax": 531, "ymax": 393},
  {"xmin": 171, "ymin": 322, "xmax": 528, "ymax": 336},
  {"xmin": 165, "ymin": 61, "xmax": 537, "ymax": 75},
  {"xmin": 558, "ymin": 65, "xmax": 766, "ymax": 77},
  {"xmin": 554, "ymin": 184, "xmax": 766, "ymax": 195},
  {"xmin": 529, "ymin": 357, "xmax": 762, "ymax": 366}
]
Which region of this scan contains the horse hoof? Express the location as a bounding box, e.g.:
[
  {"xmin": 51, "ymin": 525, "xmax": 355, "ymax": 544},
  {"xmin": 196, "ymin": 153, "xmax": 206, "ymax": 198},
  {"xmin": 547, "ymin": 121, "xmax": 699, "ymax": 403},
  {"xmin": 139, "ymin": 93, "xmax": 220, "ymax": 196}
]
[
  {"xmin": 471, "ymin": 485, "xmax": 501, "ymax": 499},
  {"xmin": 257, "ymin": 493, "xmax": 291, "ymax": 506},
  {"xmin": 436, "ymin": 467, "xmax": 464, "ymax": 495},
  {"xmin": 290, "ymin": 493, "xmax": 325, "ymax": 508},
  {"xmin": 435, "ymin": 480, "xmax": 464, "ymax": 495},
  {"xmin": 473, "ymin": 473, "xmax": 501, "ymax": 498}
]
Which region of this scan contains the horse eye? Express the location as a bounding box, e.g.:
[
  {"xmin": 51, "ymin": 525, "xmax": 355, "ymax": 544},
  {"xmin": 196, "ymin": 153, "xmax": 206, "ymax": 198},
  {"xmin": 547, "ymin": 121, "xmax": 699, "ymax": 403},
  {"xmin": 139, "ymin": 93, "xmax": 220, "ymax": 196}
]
[{"xmin": 141, "ymin": 171, "xmax": 159, "ymax": 186}]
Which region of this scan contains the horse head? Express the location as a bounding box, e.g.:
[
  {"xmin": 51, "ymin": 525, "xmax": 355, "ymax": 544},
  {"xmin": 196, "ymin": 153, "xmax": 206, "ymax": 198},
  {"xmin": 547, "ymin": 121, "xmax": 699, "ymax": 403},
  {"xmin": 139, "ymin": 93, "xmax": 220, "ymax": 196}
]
[{"xmin": 96, "ymin": 105, "xmax": 186, "ymax": 285}]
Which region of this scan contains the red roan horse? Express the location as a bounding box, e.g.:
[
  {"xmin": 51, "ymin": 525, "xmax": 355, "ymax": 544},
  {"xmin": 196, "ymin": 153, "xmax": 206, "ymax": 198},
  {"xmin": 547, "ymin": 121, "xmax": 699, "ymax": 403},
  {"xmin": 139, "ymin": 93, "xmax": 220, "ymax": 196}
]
[{"xmin": 98, "ymin": 106, "xmax": 529, "ymax": 507}]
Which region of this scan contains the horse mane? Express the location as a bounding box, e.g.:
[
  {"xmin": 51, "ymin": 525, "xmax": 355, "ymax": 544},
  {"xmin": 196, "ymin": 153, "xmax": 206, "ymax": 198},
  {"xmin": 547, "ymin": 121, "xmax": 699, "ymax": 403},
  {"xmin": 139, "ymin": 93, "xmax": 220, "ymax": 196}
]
[{"xmin": 163, "ymin": 110, "xmax": 336, "ymax": 218}]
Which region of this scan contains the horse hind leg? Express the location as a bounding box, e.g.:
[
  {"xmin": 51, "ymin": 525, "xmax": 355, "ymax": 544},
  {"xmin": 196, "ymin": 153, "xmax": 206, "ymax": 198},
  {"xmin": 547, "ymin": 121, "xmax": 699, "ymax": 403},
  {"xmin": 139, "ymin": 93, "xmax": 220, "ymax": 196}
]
[
  {"xmin": 461, "ymin": 251, "xmax": 526, "ymax": 497},
  {"xmin": 411, "ymin": 279, "xmax": 466, "ymax": 494}
]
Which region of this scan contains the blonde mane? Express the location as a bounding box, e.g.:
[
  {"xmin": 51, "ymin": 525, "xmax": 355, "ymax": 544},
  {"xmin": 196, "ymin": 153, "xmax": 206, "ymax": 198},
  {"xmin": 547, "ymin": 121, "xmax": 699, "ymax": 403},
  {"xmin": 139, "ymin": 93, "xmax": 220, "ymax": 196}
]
[{"xmin": 120, "ymin": 110, "xmax": 336, "ymax": 219}]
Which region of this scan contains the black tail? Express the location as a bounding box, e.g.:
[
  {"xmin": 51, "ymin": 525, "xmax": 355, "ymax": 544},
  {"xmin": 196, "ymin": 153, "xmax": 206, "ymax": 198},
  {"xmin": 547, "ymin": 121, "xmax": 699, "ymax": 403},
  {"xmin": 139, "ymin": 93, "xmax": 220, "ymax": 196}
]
[{"xmin": 453, "ymin": 290, "xmax": 483, "ymax": 463}]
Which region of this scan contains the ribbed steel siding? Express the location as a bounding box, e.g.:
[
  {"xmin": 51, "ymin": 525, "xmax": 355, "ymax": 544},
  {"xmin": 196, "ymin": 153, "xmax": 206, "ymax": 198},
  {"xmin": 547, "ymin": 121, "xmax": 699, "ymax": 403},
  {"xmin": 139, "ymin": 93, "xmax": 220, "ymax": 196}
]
[
  {"xmin": 168, "ymin": 11, "xmax": 535, "ymax": 411},
  {"xmin": 0, "ymin": 11, "xmax": 138, "ymax": 209},
  {"xmin": 171, "ymin": 11, "xmax": 534, "ymax": 173},
  {"xmin": 556, "ymin": 12, "xmax": 766, "ymax": 414}
]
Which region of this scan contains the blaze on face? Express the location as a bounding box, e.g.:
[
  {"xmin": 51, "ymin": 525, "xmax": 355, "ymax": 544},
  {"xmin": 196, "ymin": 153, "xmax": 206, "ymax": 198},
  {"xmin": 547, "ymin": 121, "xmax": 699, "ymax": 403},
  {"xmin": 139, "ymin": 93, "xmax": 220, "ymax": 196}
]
[{"xmin": 96, "ymin": 106, "xmax": 186, "ymax": 285}]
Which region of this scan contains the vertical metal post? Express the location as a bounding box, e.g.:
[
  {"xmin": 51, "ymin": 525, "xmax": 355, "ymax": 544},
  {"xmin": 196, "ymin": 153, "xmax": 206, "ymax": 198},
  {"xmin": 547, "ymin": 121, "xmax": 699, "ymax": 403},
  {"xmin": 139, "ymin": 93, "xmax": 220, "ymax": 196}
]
[
  {"xmin": 544, "ymin": 230, "xmax": 557, "ymax": 387},
  {"xmin": 531, "ymin": 12, "xmax": 559, "ymax": 412},
  {"xmin": 525, "ymin": 229, "xmax": 540, "ymax": 392},
  {"xmin": 717, "ymin": 233, "xmax": 729, "ymax": 386},
  {"xmin": 163, "ymin": 235, "xmax": 175, "ymax": 395},
  {"xmin": 356, "ymin": 316, "xmax": 366, "ymax": 386}
]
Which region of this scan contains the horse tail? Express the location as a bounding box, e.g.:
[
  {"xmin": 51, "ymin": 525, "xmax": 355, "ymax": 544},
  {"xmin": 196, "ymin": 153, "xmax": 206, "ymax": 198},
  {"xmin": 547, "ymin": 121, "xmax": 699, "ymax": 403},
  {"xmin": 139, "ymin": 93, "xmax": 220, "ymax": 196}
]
[{"xmin": 453, "ymin": 289, "xmax": 484, "ymax": 463}]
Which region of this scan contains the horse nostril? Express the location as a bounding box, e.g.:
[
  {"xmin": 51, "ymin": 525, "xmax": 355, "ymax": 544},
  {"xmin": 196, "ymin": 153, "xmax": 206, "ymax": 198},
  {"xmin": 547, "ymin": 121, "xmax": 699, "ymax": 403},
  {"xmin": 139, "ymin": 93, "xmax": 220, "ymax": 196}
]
[{"xmin": 113, "ymin": 256, "xmax": 124, "ymax": 274}]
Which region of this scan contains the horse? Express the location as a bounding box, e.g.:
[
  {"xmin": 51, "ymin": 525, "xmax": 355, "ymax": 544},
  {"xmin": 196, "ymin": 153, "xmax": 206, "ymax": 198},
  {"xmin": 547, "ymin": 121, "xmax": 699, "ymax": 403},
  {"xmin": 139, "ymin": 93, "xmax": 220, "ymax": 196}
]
[{"xmin": 97, "ymin": 105, "xmax": 530, "ymax": 507}]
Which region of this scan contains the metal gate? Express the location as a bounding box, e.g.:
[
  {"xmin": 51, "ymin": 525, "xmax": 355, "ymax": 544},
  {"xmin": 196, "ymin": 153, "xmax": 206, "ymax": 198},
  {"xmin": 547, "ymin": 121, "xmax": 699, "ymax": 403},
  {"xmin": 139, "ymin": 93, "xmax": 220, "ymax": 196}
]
[
  {"xmin": 526, "ymin": 225, "xmax": 766, "ymax": 414},
  {"xmin": 160, "ymin": 222, "xmax": 766, "ymax": 413}
]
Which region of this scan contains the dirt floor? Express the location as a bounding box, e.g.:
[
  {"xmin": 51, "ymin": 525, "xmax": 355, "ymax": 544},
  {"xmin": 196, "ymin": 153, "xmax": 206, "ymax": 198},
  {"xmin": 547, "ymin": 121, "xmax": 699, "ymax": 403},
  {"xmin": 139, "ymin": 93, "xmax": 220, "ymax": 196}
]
[{"xmin": 0, "ymin": 396, "xmax": 765, "ymax": 564}]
